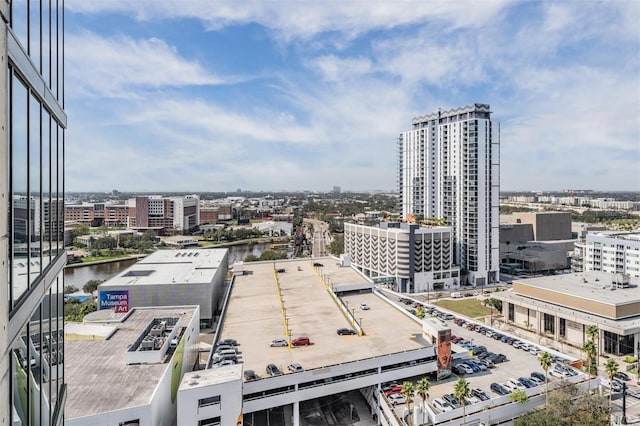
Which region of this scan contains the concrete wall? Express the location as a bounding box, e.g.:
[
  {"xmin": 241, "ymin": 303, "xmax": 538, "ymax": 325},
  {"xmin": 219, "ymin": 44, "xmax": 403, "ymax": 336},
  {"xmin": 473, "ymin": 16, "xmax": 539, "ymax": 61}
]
[{"xmin": 512, "ymin": 212, "xmax": 572, "ymax": 241}]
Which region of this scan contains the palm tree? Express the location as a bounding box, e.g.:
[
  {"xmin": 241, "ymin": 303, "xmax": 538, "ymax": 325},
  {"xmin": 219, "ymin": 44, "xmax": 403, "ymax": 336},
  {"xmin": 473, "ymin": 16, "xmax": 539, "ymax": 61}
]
[
  {"xmin": 539, "ymin": 351, "xmax": 552, "ymax": 405},
  {"xmin": 401, "ymin": 381, "xmax": 415, "ymax": 416},
  {"xmin": 416, "ymin": 377, "xmax": 430, "ymax": 425},
  {"xmin": 605, "ymin": 359, "xmax": 619, "ymax": 408},
  {"xmin": 453, "ymin": 378, "xmax": 471, "ymax": 426},
  {"xmin": 586, "ymin": 325, "xmax": 599, "ymax": 366},
  {"xmin": 583, "ymin": 340, "xmax": 597, "ymax": 388}
]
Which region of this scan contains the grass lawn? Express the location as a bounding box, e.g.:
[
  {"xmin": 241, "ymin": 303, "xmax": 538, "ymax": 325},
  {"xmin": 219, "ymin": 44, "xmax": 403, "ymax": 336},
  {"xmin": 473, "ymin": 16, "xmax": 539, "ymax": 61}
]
[{"xmin": 434, "ymin": 299, "xmax": 492, "ymax": 319}]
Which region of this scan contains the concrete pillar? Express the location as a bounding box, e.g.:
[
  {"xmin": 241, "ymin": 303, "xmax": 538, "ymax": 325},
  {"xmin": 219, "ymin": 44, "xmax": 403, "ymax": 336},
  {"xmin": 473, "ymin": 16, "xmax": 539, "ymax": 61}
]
[{"xmin": 293, "ymin": 400, "xmax": 299, "ymax": 426}]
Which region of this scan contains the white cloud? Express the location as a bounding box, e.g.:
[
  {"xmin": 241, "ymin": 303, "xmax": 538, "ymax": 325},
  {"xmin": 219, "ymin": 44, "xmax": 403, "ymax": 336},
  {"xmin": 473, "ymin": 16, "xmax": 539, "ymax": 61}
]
[
  {"xmin": 66, "ymin": 0, "xmax": 512, "ymax": 42},
  {"xmin": 308, "ymin": 55, "xmax": 372, "ymax": 82},
  {"xmin": 66, "ymin": 31, "xmax": 227, "ymax": 98}
]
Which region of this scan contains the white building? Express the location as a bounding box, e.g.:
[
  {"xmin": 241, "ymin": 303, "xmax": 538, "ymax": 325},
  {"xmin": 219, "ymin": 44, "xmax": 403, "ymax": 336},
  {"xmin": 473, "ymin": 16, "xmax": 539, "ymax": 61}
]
[
  {"xmin": 64, "ymin": 306, "xmax": 200, "ymax": 426},
  {"xmin": 344, "ymin": 222, "xmax": 460, "ymax": 293},
  {"xmin": 398, "ymin": 103, "xmax": 499, "ymax": 286},
  {"xmin": 574, "ymin": 230, "xmax": 640, "ymax": 277},
  {"xmin": 98, "ymin": 249, "xmax": 228, "ymax": 326}
]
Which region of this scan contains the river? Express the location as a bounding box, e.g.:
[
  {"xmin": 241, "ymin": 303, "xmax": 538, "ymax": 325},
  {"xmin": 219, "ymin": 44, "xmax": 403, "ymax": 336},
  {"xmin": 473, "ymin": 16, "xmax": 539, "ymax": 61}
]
[{"xmin": 64, "ymin": 242, "xmax": 273, "ymax": 289}]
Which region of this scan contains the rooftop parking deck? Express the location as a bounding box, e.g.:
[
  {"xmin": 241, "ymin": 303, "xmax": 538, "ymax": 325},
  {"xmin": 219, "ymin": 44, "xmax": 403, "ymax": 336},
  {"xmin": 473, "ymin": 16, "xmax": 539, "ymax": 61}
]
[{"xmin": 219, "ymin": 258, "xmax": 429, "ymax": 379}]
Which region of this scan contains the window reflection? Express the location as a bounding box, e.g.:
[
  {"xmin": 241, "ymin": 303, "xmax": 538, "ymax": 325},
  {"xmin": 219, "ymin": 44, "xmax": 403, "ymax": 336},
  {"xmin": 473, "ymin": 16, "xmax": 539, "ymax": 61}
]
[
  {"xmin": 12, "ymin": 74, "xmax": 29, "ymax": 304},
  {"xmin": 30, "ymin": 93, "xmax": 42, "ymax": 284}
]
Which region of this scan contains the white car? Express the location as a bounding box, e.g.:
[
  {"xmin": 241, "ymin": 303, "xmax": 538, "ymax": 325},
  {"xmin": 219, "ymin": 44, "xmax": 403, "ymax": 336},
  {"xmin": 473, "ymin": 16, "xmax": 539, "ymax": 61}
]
[
  {"xmin": 506, "ymin": 378, "xmax": 527, "ymax": 391},
  {"xmin": 456, "ymin": 363, "xmax": 473, "ymax": 374},
  {"xmin": 464, "ymin": 395, "xmax": 480, "ymax": 405},
  {"xmin": 360, "ymin": 303, "xmax": 370, "ymax": 310},
  {"xmin": 432, "ymin": 398, "xmax": 454, "ymax": 412},
  {"xmin": 388, "ymin": 393, "xmax": 407, "ymax": 405},
  {"xmin": 269, "ymin": 338, "xmax": 288, "ymax": 347},
  {"xmin": 287, "ymin": 362, "xmax": 304, "ymax": 373}
]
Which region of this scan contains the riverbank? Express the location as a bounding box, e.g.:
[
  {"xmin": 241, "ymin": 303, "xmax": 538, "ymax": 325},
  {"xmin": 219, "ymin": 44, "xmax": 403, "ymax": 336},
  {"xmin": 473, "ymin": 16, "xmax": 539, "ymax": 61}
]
[{"xmin": 64, "ymin": 253, "xmax": 148, "ymax": 269}]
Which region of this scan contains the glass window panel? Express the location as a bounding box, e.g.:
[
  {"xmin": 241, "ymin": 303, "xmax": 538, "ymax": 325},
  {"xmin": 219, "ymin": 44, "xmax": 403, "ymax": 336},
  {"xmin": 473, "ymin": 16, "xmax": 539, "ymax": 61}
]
[
  {"xmin": 12, "ymin": 74, "xmax": 29, "ymax": 305},
  {"xmin": 51, "ymin": 1, "xmax": 58, "ymax": 98},
  {"xmin": 57, "ymin": 126, "xmax": 64, "ymax": 253},
  {"xmin": 11, "ymin": 0, "xmax": 29, "ymax": 51},
  {"xmin": 29, "ymin": 93, "xmax": 42, "ymax": 284},
  {"xmin": 50, "ymin": 121, "xmax": 58, "ymax": 254},
  {"xmin": 42, "ymin": 0, "xmax": 51, "ymax": 87},
  {"xmin": 42, "ymin": 109, "xmax": 51, "ymax": 268},
  {"xmin": 29, "ymin": 0, "xmax": 40, "ymax": 67},
  {"xmin": 12, "ymin": 323, "xmax": 30, "ymax": 425}
]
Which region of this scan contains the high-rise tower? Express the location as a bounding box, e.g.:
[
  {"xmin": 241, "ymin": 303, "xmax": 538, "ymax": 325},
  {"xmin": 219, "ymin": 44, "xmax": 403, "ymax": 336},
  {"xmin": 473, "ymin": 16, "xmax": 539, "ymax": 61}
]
[
  {"xmin": 398, "ymin": 104, "xmax": 499, "ymax": 286},
  {"xmin": 1, "ymin": 1, "xmax": 67, "ymax": 424}
]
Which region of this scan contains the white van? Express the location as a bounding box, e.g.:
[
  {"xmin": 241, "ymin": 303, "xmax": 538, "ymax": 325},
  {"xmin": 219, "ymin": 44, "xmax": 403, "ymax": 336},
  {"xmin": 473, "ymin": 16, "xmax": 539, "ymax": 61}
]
[
  {"xmin": 432, "ymin": 398, "xmax": 453, "ymax": 412},
  {"xmin": 451, "ymin": 292, "xmax": 462, "ymax": 299}
]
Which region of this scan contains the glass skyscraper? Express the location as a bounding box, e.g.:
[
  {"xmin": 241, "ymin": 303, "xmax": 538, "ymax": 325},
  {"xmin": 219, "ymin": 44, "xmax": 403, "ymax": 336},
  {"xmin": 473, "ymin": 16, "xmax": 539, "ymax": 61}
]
[{"xmin": 1, "ymin": 0, "xmax": 66, "ymax": 424}]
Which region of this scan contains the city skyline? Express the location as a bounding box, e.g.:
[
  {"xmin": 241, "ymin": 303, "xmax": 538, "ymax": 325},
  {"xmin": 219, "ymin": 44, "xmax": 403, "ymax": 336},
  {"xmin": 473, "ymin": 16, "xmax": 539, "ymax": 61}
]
[{"xmin": 66, "ymin": 1, "xmax": 639, "ymax": 192}]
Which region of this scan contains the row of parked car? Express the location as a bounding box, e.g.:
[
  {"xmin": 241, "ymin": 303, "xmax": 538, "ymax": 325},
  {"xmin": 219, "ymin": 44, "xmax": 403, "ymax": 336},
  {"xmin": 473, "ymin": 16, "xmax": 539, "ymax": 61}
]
[
  {"xmin": 269, "ymin": 336, "xmax": 312, "ymax": 347},
  {"xmin": 399, "ymin": 298, "xmax": 455, "ymax": 320},
  {"xmin": 432, "ymin": 387, "xmax": 491, "ymax": 412},
  {"xmin": 212, "ymin": 338, "xmax": 240, "ymax": 367}
]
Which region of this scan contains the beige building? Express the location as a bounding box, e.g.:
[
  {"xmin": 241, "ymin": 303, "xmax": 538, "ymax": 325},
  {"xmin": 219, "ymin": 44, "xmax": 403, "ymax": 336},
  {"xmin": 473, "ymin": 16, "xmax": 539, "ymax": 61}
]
[{"xmin": 495, "ymin": 271, "xmax": 640, "ymax": 356}]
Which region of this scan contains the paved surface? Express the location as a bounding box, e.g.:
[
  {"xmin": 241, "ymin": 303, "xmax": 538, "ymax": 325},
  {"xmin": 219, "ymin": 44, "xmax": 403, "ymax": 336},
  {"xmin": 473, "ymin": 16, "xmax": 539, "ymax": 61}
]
[{"xmin": 218, "ymin": 259, "xmax": 429, "ymax": 379}]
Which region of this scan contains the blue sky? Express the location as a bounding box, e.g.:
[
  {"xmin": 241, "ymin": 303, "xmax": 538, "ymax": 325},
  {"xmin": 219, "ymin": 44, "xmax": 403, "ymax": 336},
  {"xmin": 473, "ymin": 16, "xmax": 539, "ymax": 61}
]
[{"xmin": 64, "ymin": 1, "xmax": 640, "ymax": 193}]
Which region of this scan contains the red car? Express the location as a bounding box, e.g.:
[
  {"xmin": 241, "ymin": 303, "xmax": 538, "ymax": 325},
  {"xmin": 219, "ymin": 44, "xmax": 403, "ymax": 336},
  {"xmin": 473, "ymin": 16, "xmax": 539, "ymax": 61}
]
[{"xmin": 291, "ymin": 336, "xmax": 311, "ymax": 346}]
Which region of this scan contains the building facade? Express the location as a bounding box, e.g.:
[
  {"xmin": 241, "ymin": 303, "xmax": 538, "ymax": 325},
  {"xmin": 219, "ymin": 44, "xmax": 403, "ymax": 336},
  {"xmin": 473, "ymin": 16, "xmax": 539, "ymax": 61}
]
[
  {"xmin": 65, "ymin": 202, "xmax": 128, "ymax": 227},
  {"xmin": 1, "ymin": 1, "xmax": 67, "ymax": 424},
  {"xmin": 127, "ymin": 195, "xmax": 200, "ymax": 234},
  {"xmin": 398, "ymin": 104, "xmax": 499, "ymax": 286},
  {"xmin": 573, "ymin": 231, "xmax": 640, "ymax": 277},
  {"xmin": 344, "ymin": 222, "xmax": 460, "ymax": 292}
]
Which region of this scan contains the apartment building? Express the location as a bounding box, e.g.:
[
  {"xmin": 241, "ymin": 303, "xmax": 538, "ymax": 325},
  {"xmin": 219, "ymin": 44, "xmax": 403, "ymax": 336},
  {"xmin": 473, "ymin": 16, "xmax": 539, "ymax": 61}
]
[
  {"xmin": 127, "ymin": 194, "xmax": 200, "ymax": 234},
  {"xmin": 344, "ymin": 222, "xmax": 460, "ymax": 292},
  {"xmin": 573, "ymin": 231, "xmax": 640, "ymax": 277},
  {"xmin": 1, "ymin": 1, "xmax": 67, "ymax": 424},
  {"xmin": 398, "ymin": 104, "xmax": 499, "ymax": 286}
]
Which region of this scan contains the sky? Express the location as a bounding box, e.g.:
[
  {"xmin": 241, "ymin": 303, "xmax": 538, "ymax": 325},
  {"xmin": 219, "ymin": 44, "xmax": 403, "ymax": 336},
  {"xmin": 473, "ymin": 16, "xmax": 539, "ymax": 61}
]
[{"xmin": 64, "ymin": 0, "xmax": 640, "ymax": 193}]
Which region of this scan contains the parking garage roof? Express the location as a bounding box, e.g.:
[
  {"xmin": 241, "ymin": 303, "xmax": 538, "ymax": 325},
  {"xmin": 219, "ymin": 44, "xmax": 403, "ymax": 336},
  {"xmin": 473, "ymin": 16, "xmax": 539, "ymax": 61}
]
[{"xmin": 218, "ymin": 258, "xmax": 429, "ymax": 378}]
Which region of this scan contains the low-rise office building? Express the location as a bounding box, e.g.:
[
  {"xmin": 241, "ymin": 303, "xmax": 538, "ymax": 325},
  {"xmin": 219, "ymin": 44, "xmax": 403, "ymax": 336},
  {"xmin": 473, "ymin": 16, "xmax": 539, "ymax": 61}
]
[
  {"xmin": 98, "ymin": 249, "xmax": 228, "ymax": 326},
  {"xmin": 495, "ymin": 271, "xmax": 640, "ymax": 356},
  {"xmin": 344, "ymin": 222, "xmax": 460, "ymax": 293},
  {"xmin": 65, "ymin": 306, "xmax": 200, "ymax": 426}
]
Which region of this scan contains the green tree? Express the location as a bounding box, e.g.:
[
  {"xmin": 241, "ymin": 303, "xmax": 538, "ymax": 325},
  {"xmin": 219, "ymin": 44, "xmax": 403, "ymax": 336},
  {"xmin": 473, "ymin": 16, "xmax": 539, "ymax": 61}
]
[
  {"xmin": 258, "ymin": 250, "xmax": 288, "ymax": 261},
  {"xmin": 82, "ymin": 279, "xmax": 104, "ymax": 294},
  {"xmin": 415, "ymin": 377, "xmax": 430, "ymax": 426},
  {"xmin": 586, "ymin": 324, "xmax": 599, "ymax": 366},
  {"xmin": 64, "ymin": 285, "xmax": 78, "ymax": 294},
  {"xmin": 453, "ymin": 378, "xmax": 471, "ymax": 425},
  {"xmin": 400, "ymin": 381, "xmax": 414, "ymax": 414},
  {"xmin": 328, "ymin": 234, "xmax": 344, "ymax": 256},
  {"xmin": 509, "ymin": 389, "xmax": 528, "ymax": 404},
  {"xmin": 604, "ymin": 359, "xmax": 619, "ymax": 409},
  {"xmin": 539, "ymin": 351, "xmax": 552, "ymax": 406},
  {"xmin": 583, "ymin": 340, "xmax": 597, "ymax": 385},
  {"xmin": 244, "ymin": 254, "xmax": 259, "ymax": 262}
]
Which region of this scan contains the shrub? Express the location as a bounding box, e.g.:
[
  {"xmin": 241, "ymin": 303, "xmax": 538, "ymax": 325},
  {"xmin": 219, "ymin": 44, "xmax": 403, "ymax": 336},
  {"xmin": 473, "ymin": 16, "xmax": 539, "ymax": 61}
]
[{"xmin": 624, "ymin": 356, "xmax": 637, "ymax": 363}]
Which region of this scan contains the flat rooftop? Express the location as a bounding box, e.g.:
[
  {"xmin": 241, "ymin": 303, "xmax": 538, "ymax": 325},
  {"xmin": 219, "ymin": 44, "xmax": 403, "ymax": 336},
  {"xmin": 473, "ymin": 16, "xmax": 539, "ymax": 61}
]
[
  {"xmin": 100, "ymin": 248, "xmax": 227, "ymax": 287},
  {"xmin": 219, "ymin": 258, "xmax": 429, "ymax": 379},
  {"xmin": 510, "ymin": 271, "xmax": 640, "ymax": 321},
  {"xmin": 65, "ymin": 307, "xmax": 196, "ymax": 419}
]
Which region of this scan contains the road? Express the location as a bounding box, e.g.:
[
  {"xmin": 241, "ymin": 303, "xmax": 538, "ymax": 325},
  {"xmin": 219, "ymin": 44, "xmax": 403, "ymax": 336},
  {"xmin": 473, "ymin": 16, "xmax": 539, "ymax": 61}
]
[{"xmin": 305, "ymin": 219, "xmax": 330, "ymax": 257}]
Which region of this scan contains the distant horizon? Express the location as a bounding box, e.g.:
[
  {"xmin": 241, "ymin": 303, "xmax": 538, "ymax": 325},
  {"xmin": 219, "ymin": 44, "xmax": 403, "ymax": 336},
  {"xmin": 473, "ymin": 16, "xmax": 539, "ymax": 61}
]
[{"xmin": 63, "ymin": 189, "xmax": 640, "ymax": 195}]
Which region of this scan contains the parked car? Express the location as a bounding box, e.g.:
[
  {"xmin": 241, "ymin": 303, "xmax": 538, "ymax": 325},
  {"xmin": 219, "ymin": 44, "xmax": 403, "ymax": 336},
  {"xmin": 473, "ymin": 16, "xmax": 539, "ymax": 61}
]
[
  {"xmin": 472, "ymin": 388, "xmax": 490, "ymax": 401},
  {"xmin": 464, "ymin": 394, "xmax": 480, "ymax": 405},
  {"xmin": 529, "ymin": 346, "xmax": 541, "ymax": 355},
  {"xmin": 530, "ymin": 371, "xmax": 546, "ymax": 383},
  {"xmin": 500, "ymin": 335, "xmax": 510, "ymax": 343},
  {"xmin": 359, "ymin": 303, "xmax": 370, "ymax": 310},
  {"xmin": 444, "ymin": 313, "xmax": 455, "ymax": 320},
  {"xmin": 269, "ymin": 338, "xmax": 288, "ymax": 347},
  {"xmin": 266, "ymin": 363, "xmax": 282, "ymax": 376},
  {"xmin": 468, "ymin": 359, "xmax": 487, "ymax": 371},
  {"xmin": 512, "ymin": 340, "xmax": 523, "ymax": 348},
  {"xmin": 244, "ymin": 370, "xmax": 258, "ymax": 380},
  {"xmin": 480, "ymin": 358, "xmax": 495, "ymax": 368},
  {"xmin": 443, "ymin": 394, "xmax": 461, "ymax": 409},
  {"xmin": 313, "ymin": 262, "xmax": 324, "ymax": 267},
  {"xmin": 213, "ymin": 359, "xmax": 236, "ymax": 367},
  {"xmin": 506, "ymin": 378, "xmax": 527, "ymax": 391},
  {"xmin": 614, "ymin": 372, "xmax": 631, "ymax": 381},
  {"xmin": 287, "ymin": 362, "xmax": 304, "ymax": 373},
  {"xmin": 337, "ymin": 328, "xmax": 357, "ymax": 335},
  {"xmin": 388, "ymin": 393, "xmax": 407, "ymax": 405},
  {"xmin": 215, "ymin": 345, "xmax": 237, "ymax": 353},
  {"xmin": 455, "ymin": 363, "xmax": 473, "ymax": 375},
  {"xmin": 219, "ymin": 338, "xmax": 238, "ymax": 346},
  {"xmin": 490, "ymin": 382, "xmax": 510, "ymax": 395},
  {"xmin": 291, "ymin": 336, "xmax": 311, "ymax": 346},
  {"xmin": 518, "ymin": 377, "xmax": 537, "ymax": 388},
  {"xmin": 432, "ymin": 398, "xmax": 454, "ymax": 412}
]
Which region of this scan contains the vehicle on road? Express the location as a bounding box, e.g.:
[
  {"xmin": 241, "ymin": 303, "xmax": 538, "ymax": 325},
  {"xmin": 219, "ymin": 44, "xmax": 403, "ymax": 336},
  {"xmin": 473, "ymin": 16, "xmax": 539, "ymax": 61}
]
[
  {"xmin": 337, "ymin": 328, "xmax": 357, "ymax": 335},
  {"xmin": 359, "ymin": 303, "xmax": 370, "ymax": 310},
  {"xmin": 388, "ymin": 393, "xmax": 407, "ymax": 405}
]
